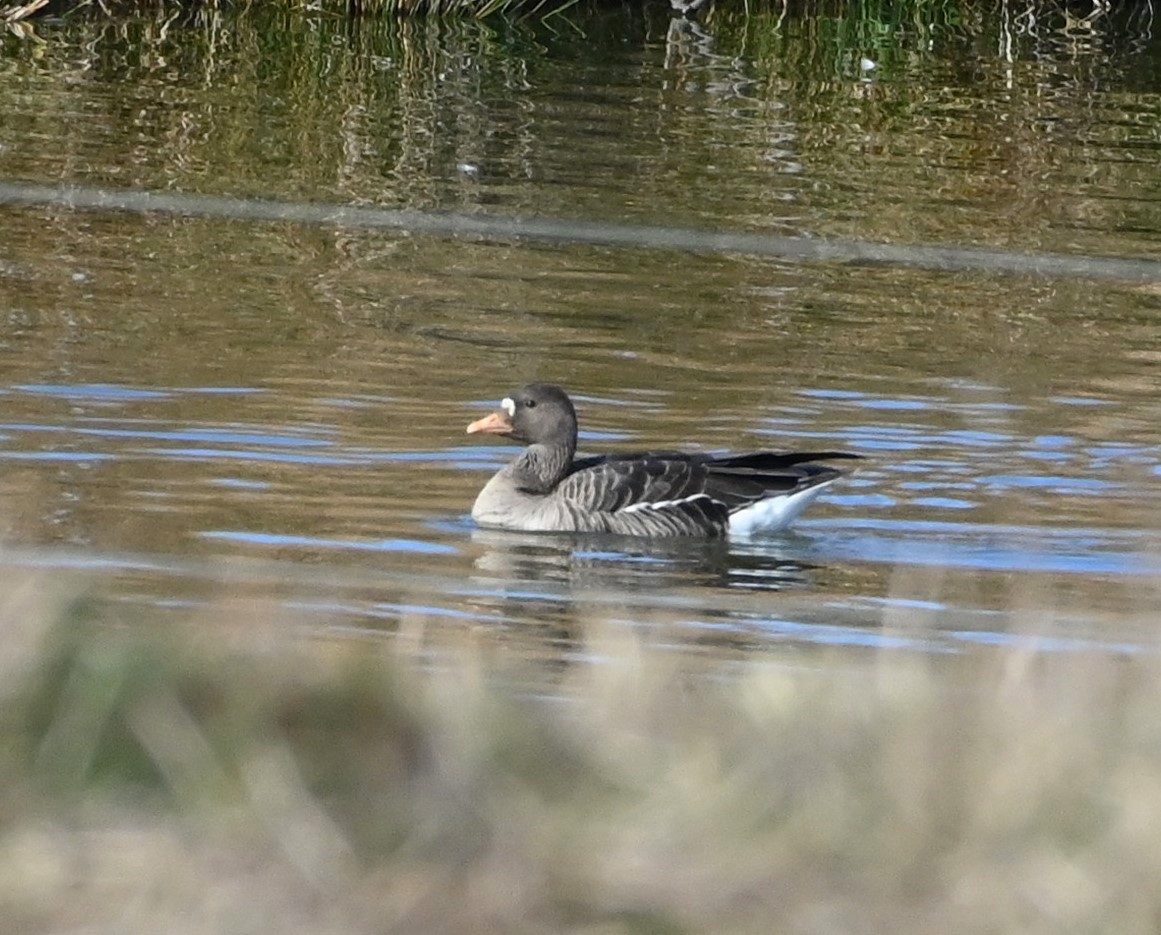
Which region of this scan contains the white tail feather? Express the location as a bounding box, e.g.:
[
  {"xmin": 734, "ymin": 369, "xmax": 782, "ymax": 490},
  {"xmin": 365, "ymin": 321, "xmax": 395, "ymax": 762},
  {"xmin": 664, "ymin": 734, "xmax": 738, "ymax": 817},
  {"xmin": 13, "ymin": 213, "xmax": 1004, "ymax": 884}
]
[{"xmin": 727, "ymin": 481, "xmax": 836, "ymax": 537}]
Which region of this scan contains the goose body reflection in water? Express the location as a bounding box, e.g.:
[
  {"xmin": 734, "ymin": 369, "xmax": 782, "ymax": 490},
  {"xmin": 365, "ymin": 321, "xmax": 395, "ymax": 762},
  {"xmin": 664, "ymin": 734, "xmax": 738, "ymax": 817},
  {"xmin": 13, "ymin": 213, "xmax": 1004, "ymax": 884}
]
[{"xmin": 467, "ymin": 526, "xmax": 821, "ymax": 595}]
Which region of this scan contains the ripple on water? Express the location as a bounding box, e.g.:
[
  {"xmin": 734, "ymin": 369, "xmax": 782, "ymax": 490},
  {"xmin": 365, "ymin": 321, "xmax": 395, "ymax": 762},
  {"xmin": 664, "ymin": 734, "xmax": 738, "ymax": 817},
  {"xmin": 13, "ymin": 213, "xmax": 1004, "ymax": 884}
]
[
  {"xmin": 805, "ymin": 518, "xmax": 1159, "ymax": 576},
  {"xmin": 200, "ymin": 531, "xmax": 459, "ymax": 555}
]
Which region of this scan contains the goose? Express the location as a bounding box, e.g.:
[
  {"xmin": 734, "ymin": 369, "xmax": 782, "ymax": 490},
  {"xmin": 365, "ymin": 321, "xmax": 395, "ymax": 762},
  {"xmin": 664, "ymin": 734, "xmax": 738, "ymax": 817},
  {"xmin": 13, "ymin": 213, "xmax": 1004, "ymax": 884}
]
[{"xmin": 466, "ymin": 383, "xmax": 860, "ymax": 537}]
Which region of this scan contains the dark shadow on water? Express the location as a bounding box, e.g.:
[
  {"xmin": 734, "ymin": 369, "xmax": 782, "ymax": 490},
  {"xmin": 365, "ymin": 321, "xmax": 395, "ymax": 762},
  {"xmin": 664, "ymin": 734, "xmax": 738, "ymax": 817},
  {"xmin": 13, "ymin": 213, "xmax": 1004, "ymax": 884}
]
[{"xmin": 2, "ymin": 183, "xmax": 1159, "ymax": 283}]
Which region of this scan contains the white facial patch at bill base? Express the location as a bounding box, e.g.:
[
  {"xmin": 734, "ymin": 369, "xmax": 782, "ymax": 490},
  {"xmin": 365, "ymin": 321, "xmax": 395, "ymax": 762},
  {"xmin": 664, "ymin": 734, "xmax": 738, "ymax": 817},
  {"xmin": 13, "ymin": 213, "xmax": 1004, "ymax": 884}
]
[{"xmin": 501, "ymin": 397, "xmax": 516, "ymax": 417}]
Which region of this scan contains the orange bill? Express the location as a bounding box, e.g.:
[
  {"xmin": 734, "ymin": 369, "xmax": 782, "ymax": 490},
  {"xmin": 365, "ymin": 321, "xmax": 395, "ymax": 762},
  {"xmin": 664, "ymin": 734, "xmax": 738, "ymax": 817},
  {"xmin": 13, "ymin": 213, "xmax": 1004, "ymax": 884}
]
[{"xmin": 466, "ymin": 411, "xmax": 514, "ymax": 435}]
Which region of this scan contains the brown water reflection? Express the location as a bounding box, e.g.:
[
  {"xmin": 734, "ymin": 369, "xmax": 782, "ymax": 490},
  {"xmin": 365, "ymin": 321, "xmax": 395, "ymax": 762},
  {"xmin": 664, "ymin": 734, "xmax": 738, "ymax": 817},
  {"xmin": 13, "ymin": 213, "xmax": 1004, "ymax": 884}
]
[{"xmin": 1, "ymin": 6, "xmax": 1160, "ymax": 665}]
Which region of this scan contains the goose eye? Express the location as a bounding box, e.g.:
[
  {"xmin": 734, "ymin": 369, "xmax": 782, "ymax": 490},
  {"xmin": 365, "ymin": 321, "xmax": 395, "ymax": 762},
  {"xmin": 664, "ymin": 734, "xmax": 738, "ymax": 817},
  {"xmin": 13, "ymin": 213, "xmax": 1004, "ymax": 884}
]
[{"xmin": 526, "ymin": 399, "xmax": 537, "ymax": 409}]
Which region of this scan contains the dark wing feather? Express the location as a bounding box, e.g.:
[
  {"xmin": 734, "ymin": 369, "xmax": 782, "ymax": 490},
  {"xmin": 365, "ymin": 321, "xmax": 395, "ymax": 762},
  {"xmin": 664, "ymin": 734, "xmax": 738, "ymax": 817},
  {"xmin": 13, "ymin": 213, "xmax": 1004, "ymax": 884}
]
[
  {"xmin": 557, "ymin": 450, "xmax": 861, "ymax": 531},
  {"xmin": 703, "ymin": 451, "xmax": 862, "ymax": 512},
  {"xmin": 557, "ymin": 453, "xmax": 711, "ymax": 512},
  {"xmin": 708, "ymin": 451, "xmax": 861, "ymax": 472}
]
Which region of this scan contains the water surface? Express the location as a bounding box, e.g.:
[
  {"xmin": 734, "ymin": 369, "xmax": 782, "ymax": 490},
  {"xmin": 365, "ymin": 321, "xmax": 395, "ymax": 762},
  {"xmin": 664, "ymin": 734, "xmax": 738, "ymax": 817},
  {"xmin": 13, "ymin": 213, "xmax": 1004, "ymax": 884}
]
[{"xmin": 1, "ymin": 6, "xmax": 1160, "ymax": 673}]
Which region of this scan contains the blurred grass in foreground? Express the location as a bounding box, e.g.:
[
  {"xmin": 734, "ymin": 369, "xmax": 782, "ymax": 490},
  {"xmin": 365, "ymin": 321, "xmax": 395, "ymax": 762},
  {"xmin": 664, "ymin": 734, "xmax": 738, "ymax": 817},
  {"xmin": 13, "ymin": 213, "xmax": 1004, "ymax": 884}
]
[{"xmin": 2, "ymin": 569, "xmax": 1161, "ymax": 934}]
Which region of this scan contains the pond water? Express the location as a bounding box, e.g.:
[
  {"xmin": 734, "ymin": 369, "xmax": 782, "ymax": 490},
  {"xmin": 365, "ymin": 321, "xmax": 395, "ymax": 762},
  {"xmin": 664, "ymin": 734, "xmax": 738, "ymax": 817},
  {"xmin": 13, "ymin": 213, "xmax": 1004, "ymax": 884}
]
[{"xmin": 1, "ymin": 5, "xmax": 1160, "ymax": 672}]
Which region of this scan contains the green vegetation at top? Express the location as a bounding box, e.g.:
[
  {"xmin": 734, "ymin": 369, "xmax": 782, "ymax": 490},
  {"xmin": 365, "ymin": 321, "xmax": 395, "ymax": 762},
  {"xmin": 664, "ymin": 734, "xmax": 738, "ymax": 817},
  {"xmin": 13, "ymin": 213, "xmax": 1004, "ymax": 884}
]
[
  {"xmin": 7, "ymin": 0, "xmax": 582, "ymax": 22},
  {"xmin": 5, "ymin": 0, "xmax": 1157, "ymax": 23}
]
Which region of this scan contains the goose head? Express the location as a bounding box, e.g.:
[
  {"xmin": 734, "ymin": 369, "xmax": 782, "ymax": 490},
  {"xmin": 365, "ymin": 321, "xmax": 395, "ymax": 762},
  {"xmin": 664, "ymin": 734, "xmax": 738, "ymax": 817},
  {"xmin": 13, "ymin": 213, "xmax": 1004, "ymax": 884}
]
[{"xmin": 466, "ymin": 383, "xmax": 578, "ymax": 449}]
